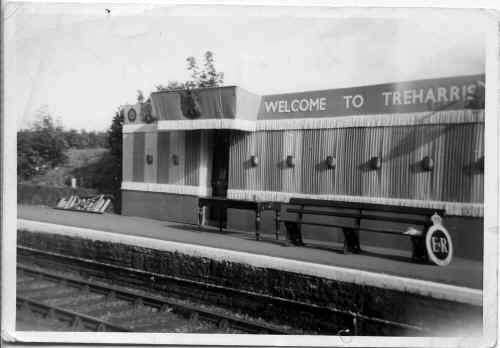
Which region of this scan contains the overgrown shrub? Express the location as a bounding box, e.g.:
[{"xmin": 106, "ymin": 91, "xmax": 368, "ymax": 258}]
[{"xmin": 17, "ymin": 115, "xmax": 68, "ymax": 180}]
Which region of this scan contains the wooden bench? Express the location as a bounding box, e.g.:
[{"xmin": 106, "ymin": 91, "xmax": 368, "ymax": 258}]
[
  {"xmin": 277, "ymin": 198, "xmax": 449, "ymax": 264},
  {"xmin": 198, "ymin": 197, "xmax": 281, "ymax": 240}
]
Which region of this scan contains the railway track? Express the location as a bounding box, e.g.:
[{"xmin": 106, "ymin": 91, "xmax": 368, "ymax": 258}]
[
  {"xmin": 17, "ymin": 245, "xmax": 430, "ymax": 335},
  {"xmin": 17, "ymin": 264, "xmax": 291, "ymax": 333}
]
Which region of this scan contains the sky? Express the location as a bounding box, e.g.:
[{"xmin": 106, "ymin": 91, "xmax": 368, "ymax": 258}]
[{"xmin": 5, "ymin": 3, "xmax": 487, "ymax": 131}]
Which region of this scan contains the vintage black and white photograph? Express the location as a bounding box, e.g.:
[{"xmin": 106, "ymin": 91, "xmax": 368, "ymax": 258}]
[{"xmin": 2, "ymin": 2, "xmax": 498, "ymax": 346}]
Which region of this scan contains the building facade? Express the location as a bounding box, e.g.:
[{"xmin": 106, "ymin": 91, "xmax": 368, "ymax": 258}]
[{"xmin": 121, "ymin": 75, "xmax": 485, "ymax": 260}]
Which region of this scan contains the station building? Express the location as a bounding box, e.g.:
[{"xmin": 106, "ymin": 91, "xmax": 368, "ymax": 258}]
[{"xmin": 120, "ymin": 74, "xmax": 485, "ymax": 260}]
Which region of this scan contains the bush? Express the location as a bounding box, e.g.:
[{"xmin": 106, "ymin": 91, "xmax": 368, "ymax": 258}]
[
  {"xmin": 105, "ymin": 112, "xmax": 123, "ymax": 213},
  {"xmin": 17, "ymin": 115, "xmax": 68, "ymax": 180},
  {"xmin": 68, "ymin": 112, "xmax": 123, "ymax": 213},
  {"xmin": 70, "ymin": 152, "xmax": 119, "ymax": 195}
]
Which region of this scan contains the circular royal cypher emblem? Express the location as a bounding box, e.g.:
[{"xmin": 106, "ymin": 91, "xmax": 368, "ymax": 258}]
[
  {"xmin": 425, "ymin": 223, "xmax": 453, "ymax": 266},
  {"xmin": 127, "ymin": 108, "xmax": 137, "ymax": 122}
]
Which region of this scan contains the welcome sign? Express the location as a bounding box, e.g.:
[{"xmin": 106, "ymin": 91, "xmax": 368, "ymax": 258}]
[{"xmin": 258, "ymin": 74, "xmax": 485, "ymax": 119}]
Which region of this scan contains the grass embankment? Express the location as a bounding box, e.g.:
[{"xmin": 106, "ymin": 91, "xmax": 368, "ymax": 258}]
[
  {"xmin": 18, "ymin": 148, "xmax": 118, "ymax": 210},
  {"xmin": 25, "ymin": 148, "xmax": 109, "ymax": 187}
]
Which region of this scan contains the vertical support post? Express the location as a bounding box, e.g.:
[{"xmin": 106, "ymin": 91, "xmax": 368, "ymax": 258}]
[
  {"xmin": 199, "ymin": 130, "xmax": 213, "ymax": 197},
  {"xmin": 353, "ymin": 313, "xmax": 358, "ymax": 336},
  {"xmin": 219, "ymin": 204, "xmax": 224, "ymax": 232},
  {"xmin": 198, "ymin": 203, "xmax": 203, "ymax": 231},
  {"xmin": 255, "ymin": 205, "xmax": 261, "ymax": 241},
  {"xmin": 343, "ymin": 209, "xmax": 361, "ymax": 253},
  {"xmin": 275, "ymin": 204, "xmax": 281, "ymax": 240},
  {"xmin": 297, "ymin": 204, "xmax": 304, "ymax": 245},
  {"xmin": 353, "ymin": 210, "xmax": 361, "ymax": 253}
]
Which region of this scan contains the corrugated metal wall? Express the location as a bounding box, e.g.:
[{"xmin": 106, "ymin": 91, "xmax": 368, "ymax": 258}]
[
  {"xmin": 185, "ymin": 131, "xmax": 201, "ymax": 186},
  {"xmin": 132, "ymin": 132, "xmax": 145, "ymax": 182},
  {"xmin": 122, "ymin": 133, "xmax": 134, "ymax": 182},
  {"xmin": 157, "ymin": 132, "xmax": 171, "ymax": 183},
  {"xmin": 228, "ymin": 123, "xmax": 484, "ymax": 203},
  {"xmin": 125, "ymin": 131, "xmax": 200, "ymax": 186},
  {"xmin": 144, "ymin": 132, "xmax": 158, "ymax": 183}
]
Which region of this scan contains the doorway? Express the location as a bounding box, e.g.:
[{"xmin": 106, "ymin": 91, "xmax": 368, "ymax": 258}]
[
  {"xmin": 209, "ymin": 130, "xmax": 230, "ymax": 225},
  {"xmin": 211, "ymin": 130, "xmax": 230, "ymax": 197}
]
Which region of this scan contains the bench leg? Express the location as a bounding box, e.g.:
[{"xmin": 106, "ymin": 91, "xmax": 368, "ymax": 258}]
[
  {"xmin": 284, "ymin": 221, "xmax": 303, "ymax": 246},
  {"xmin": 255, "ymin": 209, "xmax": 261, "ymax": 241},
  {"xmin": 198, "ymin": 206, "xmax": 204, "ymax": 230},
  {"xmin": 411, "ymin": 236, "xmax": 427, "ymax": 263},
  {"xmin": 219, "ymin": 206, "xmax": 224, "ymax": 232},
  {"xmin": 343, "ymin": 228, "xmax": 361, "ymax": 254},
  {"xmin": 275, "ymin": 209, "xmax": 280, "ymax": 240}
]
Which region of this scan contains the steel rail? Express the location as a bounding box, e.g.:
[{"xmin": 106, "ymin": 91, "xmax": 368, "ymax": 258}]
[
  {"xmin": 18, "ymin": 245, "xmax": 430, "ymax": 334},
  {"xmin": 18, "ymin": 264, "xmax": 291, "ymax": 334},
  {"xmin": 16, "ymin": 296, "xmax": 131, "ymax": 332}
]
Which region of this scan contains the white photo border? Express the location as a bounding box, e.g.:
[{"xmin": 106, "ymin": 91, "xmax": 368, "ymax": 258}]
[{"xmin": 2, "ymin": 2, "xmax": 498, "ymax": 347}]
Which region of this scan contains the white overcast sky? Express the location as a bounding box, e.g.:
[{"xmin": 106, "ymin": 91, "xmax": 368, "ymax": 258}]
[{"xmin": 5, "ymin": 4, "xmax": 486, "ymax": 131}]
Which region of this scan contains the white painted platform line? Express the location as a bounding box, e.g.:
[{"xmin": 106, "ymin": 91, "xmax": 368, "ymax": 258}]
[{"xmin": 17, "ymin": 219, "xmax": 482, "ymax": 306}]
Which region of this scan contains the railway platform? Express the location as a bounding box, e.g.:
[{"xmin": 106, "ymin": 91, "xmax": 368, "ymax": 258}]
[
  {"xmin": 18, "ymin": 204, "xmax": 482, "ymax": 290},
  {"xmin": 17, "ymin": 204, "xmax": 483, "ymax": 335}
]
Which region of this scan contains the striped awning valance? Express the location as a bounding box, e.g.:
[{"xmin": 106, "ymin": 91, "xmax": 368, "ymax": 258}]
[{"xmin": 123, "ymin": 109, "xmax": 484, "ymax": 133}]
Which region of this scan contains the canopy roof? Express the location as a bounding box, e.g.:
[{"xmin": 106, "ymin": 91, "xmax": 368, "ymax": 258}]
[
  {"xmin": 121, "ymin": 74, "xmax": 484, "ymax": 132},
  {"xmin": 151, "ymin": 86, "xmax": 259, "ymax": 131}
]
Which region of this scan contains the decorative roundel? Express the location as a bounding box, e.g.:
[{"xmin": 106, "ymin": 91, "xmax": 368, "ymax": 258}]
[
  {"xmin": 425, "ymin": 224, "xmax": 453, "ymax": 266},
  {"xmin": 127, "ymin": 108, "xmax": 137, "ymax": 122}
]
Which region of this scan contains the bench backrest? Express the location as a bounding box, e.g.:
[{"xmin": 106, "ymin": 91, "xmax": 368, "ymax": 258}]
[{"xmin": 288, "ymin": 198, "xmax": 445, "ymax": 217}]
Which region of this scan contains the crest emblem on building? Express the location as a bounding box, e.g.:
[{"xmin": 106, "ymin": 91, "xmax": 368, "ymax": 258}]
[
  {"xmin": 140, "ymin": 102, "xmax": 154, "ymax": 123},
  {"xmin": 425, "ymin": 213, "xmax": 453, "ymax": 266},
  {"xmin": 127, "ymin": 108, "xmax": 137, "ymax": 122},
  {"xmin": 180, "ymin": 90, "xmax": 202, "ymax": 119}
]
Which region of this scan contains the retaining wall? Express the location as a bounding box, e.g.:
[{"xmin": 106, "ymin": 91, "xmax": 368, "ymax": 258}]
[{"xmin": 18, "ymin": 229, "xmax": 482, "ymax": 336}]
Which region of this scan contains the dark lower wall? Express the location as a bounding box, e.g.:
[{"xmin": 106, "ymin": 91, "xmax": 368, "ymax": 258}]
[
  {"xmin": 122, "ymin": 189, "xmax": 198, "ymax": 224},
  {"xmin": 122, "ymin": 190, "xmax": 483, "ymax": 261}
]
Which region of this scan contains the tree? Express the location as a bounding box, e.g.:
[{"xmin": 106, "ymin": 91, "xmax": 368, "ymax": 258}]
[
  {"xmin": 156, "ymin": 51, "xmax": 224, "ymax": 92},
  {"xmin": 156, "ymin": 81, "xmax": 186, "ymax": 92},
  {"xmin": 63, "ymin": 128, "xmax": 108, "ymax": 149},
  {"xmin": 137, "ymin": 90, "xmax": 145, "ymax": 103},
  {"xmin": 108, "ymin": 111, "xmax": 123, "ymax": 160},
  {"xmin": 65, "ymin": 129, "xmax": 80, "ymax": 148},
  {"xmin": 185, "ymin": 51, "xmax": 224, "ymax": 88},
  {"xmin": 17, "ymin": 110, "xmax": 69, "ymax": 180},
  {"xmin": 17, "ymin": 130, "xmax": 46, "ymax": 179},
  {"xmin": 200, "ymin": 51, "xmax": 224, "ymax": 87},
  {"xmin": 105, "ymin": 110, "xmax": 124, "ymax": 212},
  {"xmin": 185, "ymin": 56, "xmax": 200, "ymax": 89}
]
